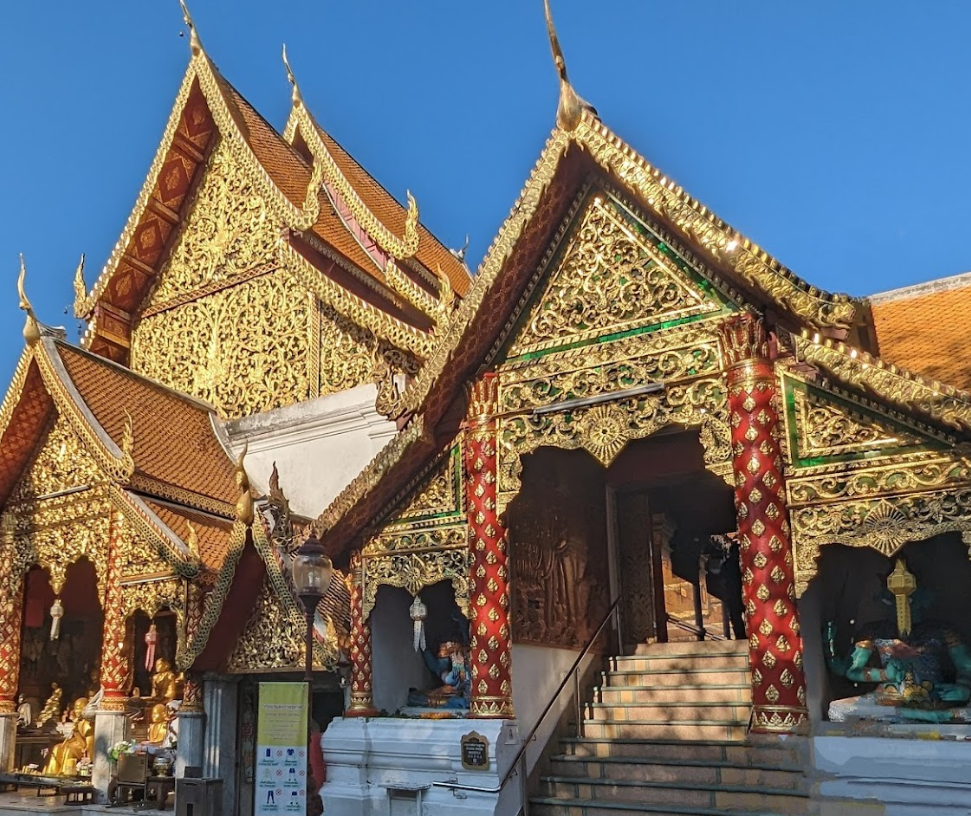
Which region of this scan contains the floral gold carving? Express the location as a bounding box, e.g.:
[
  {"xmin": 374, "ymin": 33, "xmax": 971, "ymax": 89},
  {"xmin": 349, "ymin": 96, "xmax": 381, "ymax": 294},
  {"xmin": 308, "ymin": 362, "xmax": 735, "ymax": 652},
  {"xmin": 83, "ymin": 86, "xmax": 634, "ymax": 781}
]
[
  {"xmin": 362, "ymin": 548, "xmax": 469, "ymax": 620},
  {"xmin": 509, "ymin": 196, "xmax": 719, "ymax": 356}
]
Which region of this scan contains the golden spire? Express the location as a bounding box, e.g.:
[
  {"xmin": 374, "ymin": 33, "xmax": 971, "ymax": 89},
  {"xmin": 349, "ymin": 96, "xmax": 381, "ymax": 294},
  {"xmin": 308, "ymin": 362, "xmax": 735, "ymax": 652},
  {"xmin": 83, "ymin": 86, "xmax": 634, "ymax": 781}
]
[
  {"xmin": 282, "ymin": 44, "xmax": 303, "ymax": 107},
  {"xmin": 17, "ymin": 254, "xmax": 41, "ymax": 346},
  {"xmin": 72, "ymin": 254, "xmax": 86, "ymax": 318},
  {"xmin": 235, "ymin": 442, "xmax": 254, "ymax": 526},
  {"xmin": 887, "ymin": 558, "xmax": 917, "ymax": 638},
  {"xmin": 179, "ymin": 0, "xmax": 204, "ymax": 57},
  {"xmin": 543, "ymin": 0, "xmax": 593, "ymax": 132}
]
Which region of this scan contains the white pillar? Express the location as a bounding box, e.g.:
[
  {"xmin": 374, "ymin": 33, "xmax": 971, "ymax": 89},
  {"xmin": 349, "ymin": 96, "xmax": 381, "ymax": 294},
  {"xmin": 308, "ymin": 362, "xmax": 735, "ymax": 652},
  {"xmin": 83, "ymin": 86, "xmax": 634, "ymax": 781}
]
[
  {"xmin": 92, "ymin": 710, "xmax": 129, "ymax": 802},
  {"xmin": 0, "ymin": 713, "xmax": 16, "ymax": 772},
  {"xmin": 203, "ymin": 677, "xmax": 238, "ymax": 812},
  {"xmin": 176, "ymin": 711, "xmax": 206, "ymax": 778}
]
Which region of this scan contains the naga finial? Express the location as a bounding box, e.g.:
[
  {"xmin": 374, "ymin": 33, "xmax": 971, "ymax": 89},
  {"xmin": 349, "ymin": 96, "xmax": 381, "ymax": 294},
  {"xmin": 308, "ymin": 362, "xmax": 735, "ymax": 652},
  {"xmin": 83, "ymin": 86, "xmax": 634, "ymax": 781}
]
[
  {"xmin": 17, "ymin": 254, "xmax": 41, "ymax": 346},
  {"xmin": 235, "ymin": 441, "xmax": 254, "ymax": 526},
  {"xmin": 185, "ymin": 520, "xmax": 200, "ymax": 558},
  {"xmin": 543, "ymin": 0, "xmax": 595, "ymax": 132},
  {"xmin": 435, "ymin": 263, "xmax": 455, "ymax": 309},
  {"xmin": 404, "ymin": 191, "xmax": 420, "ymax": 255},
  {"xmin": 179, "ymin": 0, "xmax": 204, "ymax": 56},
  {"xmin": 73, "ymin": 254, "xmax": 86, "ymax": 318},
  {"xmin": 282, "ymin": 44, "xmax": 303, "ymax": 107}
]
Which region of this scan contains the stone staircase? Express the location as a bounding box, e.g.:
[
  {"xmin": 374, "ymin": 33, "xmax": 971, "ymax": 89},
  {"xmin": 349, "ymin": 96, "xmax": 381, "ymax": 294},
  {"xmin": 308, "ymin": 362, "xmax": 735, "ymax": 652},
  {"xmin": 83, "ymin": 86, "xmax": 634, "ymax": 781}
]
[{"xmin": 530, "ymin": 640, "xmax": 811, "ymax": 816}]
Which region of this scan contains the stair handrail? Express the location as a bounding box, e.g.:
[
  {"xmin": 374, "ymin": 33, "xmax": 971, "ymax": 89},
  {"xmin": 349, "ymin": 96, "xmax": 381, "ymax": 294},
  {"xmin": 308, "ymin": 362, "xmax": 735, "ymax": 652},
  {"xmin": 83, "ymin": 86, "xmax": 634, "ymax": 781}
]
[{"xmin": 432, "ymin": 595, "xmax": 622, "ymax": 797}]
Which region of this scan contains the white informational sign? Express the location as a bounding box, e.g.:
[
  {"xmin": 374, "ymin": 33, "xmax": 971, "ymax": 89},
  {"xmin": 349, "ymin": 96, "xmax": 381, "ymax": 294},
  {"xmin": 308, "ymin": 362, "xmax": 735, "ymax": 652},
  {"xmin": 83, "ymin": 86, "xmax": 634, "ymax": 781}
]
[{"xmin": 255, "ymin": 682, "xmax": 309, "ymax": 815}]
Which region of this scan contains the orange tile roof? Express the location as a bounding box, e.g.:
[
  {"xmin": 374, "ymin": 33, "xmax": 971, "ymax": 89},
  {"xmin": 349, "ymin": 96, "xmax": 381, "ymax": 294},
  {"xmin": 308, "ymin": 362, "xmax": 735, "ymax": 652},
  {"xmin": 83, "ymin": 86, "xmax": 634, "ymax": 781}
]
[
  {"xmin": 870, "ymin": 273, "xmax": 971, "ymax": 392},
  {"xmin": 313, "ymin": 124, "xmax": 471, "ymax": 297},
  {"xmin": 213, "ymin": 71, "xmax": 313, "ymax": 211},
  {"xmin": 53, "ymin": 342, "xmax": 238, "ymax": 506},
  {"xmin": 142, "ymin": 498, "xmax": 235, "ymax": 576}
]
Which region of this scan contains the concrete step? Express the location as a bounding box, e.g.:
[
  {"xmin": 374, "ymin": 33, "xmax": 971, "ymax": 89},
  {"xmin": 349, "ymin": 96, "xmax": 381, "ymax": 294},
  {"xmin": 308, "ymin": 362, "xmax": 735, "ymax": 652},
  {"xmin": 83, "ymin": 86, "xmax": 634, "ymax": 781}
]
[
  {"xmin": 549, "ymin": 755, "xmax": 807, "ymax": 790},
  {"xmin": 540, "ymin": 777, "xmax": 809, "ymax": 813},
  {"xmin": 594, "ymin": 683, "xmax": 751, "ymax": 705},
  {"xmin": 561, "ymin": 737, "xmax": 807, "ymax": 767},
  {"xmin": 587, "ymin": 701, "xmax": 750, "ymax": 724},
  {"xmin": 603, "ymin": 667, "xmax": 752, "ymax": 688},
  {"xmin": 530, "ymin": 796, "xmax": 801, "ymax": 816},
  {"xmin": 581, "ymin": 719, "xmax": 749, "ymax": 741},
  {"xmin": 633, "ymin": 640, "xmax": 749, "ymax": 656},
  {"xmin": 607, "ymin": 653, "xmax": 750, "ymax": 672}
]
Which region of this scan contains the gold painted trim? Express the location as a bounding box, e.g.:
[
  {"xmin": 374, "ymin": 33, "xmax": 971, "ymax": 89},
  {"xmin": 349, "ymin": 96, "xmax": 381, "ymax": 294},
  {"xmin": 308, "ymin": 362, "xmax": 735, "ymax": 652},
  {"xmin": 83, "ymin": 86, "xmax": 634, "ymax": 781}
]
[
  {"xmin": 796, "ymin": 332, "xmax": 971, "ymax": 434},
  {"xmin": 0, "ymin": 348, "xmax": 35, "ymax": 446},
  {"xmin": 110, "ymin": 486, "xmax": 200, "ymax": 579}
]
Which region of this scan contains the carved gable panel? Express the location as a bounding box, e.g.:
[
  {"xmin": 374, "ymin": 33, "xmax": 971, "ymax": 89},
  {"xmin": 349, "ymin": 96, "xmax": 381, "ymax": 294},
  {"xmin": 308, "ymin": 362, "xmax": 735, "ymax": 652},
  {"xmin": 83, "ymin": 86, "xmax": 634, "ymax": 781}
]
[
  {"xmin": 506, "ymin": 191, "xmax": 731, "ymax": 360},
  {"xmin": 141, "ymin": 137, "xmax": 280, "ymax": 309},
  {"xmin": 9, "ymin": 411, "xmax": 104, "ymax": 504},
  {"xmin": 781, "ymin": 375, "xmax": 943, "ymax": 469},
  {"xmin": 130, "ymin": 272, "xmax": 313, "ymax": 419},
  {"xmin": 225, "ymin": 576, "xmax": 305, "ymax": 672}
]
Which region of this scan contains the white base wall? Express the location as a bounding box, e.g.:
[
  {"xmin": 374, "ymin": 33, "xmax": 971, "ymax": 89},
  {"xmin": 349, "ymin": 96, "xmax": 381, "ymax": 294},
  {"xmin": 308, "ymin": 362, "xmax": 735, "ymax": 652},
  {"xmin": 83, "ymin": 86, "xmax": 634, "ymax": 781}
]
[
  {"xmin": 320, "ymin": 718, "xmax": 521, "ymax": 816},
  {"xmin": 813, "ymin": 734, "xmax": 971, "ymax": 815},
  {"xmin": 223, "ymin": 384, "xmax": 397, "ymax": 518},
  {"xmin": 511, "ymin": 644, "xmax": 595, "ymax": 775}
]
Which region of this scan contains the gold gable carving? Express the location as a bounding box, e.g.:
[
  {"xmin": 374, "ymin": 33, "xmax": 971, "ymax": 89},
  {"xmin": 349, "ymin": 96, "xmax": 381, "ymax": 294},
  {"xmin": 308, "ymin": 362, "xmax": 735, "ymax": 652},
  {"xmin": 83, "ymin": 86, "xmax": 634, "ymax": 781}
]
[
  {"xmin": 141, "ymin": 137, "xmax": 280, "ymax": 308},
  {"xmin": 508, "ymin": 194, "xmax": 721, "ymax": 358},
  {"xmin": 131, "ymin": 271, "xmax": 313, "ymax": 419},
  {"xmin": 9, "ymin": 411, "xmax": 105, "ymax": 504},
  {"xmin": 791, "ymin": 388, "xmax": 923, "ymax": 461}
]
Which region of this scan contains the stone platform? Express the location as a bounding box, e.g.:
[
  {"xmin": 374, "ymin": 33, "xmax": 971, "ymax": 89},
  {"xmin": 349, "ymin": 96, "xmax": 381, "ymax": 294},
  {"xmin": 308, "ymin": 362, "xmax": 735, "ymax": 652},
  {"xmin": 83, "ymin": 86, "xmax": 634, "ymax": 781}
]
[{"xmin": 0, "ymin": 790, "xmax": 168, "ymax": 815}]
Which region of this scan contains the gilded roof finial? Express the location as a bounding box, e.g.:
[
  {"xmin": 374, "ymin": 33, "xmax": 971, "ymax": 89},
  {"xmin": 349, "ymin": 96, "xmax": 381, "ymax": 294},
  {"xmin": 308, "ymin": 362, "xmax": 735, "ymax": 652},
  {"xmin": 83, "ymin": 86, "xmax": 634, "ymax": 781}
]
[
  {"xmin": 543, "ymin": 0, "xmax": 595, "ymax": 132},
  {"xmin": 185, "ymin": 520, "xmax": 200, "ymax": 559},
  {"xmin": 235, "ymin": 441, "xmax": 254, "ymax": 526},
  {"xmin": 17, "ymin": 254, "xmax": 41, "ymax": 346},
  {"xmin": 404, "ymin": 191, "xmax": 420, "ymax": 255},
  {"xmin": 73, "ymin": 254, "xmax": 86, "ymax": 318},
  {"xmin": 179, "ymin": 0, "xmax": 204, "ymax": 57},
  {"xmin": 282, "ymin": 44, "xmax": 303, "ymax": 108},
  {"xmin": 435, "ymin": 263, "xmax": 455, "ymax": 309}
]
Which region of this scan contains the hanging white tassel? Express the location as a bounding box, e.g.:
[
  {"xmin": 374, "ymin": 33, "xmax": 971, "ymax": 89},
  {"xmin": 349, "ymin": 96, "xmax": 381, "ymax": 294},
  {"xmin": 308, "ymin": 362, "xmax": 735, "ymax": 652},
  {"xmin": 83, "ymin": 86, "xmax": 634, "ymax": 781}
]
[
  {"xmin": 50, "ymin": 598, "xmax": 64, "ymax": 641},
  {"xmin": 410, "ymin": 595, "xmax": 427, "ymax": 652}
]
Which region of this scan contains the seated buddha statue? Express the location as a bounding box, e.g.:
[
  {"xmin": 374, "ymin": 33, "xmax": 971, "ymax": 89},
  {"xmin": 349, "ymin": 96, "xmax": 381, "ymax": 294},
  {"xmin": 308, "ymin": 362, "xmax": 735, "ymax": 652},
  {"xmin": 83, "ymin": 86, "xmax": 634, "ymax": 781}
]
[
  {"xmin": 146, "ymin": 658, "xmax": 183, "ymax": 704},
  {"xmin": 43, "ymin": 697, "xmax": 94, "ymax": 776},
  {"xmin": 146, "ymin": 703, "xmax": 170, "ymax": 745},
  {"xmin": 826, "ymin": 559, "xmax": 971, "ymax": 724}
]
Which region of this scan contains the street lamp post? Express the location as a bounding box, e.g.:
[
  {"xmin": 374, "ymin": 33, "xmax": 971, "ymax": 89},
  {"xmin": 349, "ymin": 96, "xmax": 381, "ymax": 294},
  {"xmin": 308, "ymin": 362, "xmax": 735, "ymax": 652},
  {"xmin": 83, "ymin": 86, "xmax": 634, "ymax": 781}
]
[{"xmin": 290, "ymin": 536, "xmax": 333, "ymax": 814}]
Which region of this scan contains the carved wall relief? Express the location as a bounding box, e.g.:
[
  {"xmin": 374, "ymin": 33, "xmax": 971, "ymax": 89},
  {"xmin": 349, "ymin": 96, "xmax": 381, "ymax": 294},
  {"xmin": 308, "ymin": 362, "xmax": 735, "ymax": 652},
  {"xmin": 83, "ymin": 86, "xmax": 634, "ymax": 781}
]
[
  {"xmin": 507, "ymin": 448, "xmax": 610, "ymax": 649},
  {"xmin": 226, "ymin": 576, "xmax": 306, "ymax": 673}
]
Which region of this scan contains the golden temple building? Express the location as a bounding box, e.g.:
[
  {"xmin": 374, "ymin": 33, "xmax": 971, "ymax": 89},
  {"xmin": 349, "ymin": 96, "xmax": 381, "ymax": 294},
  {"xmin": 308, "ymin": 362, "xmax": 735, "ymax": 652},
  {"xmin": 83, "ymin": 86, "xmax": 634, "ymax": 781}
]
[{"xmin": 2, "ymin": 3, "xmax": 971, "ymax": 814}]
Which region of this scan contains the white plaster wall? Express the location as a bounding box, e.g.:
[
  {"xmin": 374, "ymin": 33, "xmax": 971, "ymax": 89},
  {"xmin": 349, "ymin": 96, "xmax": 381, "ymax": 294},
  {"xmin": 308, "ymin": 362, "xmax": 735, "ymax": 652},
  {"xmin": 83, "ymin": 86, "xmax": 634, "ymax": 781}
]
[
  {"xmin": 511, "ymin": 643, "xmax": 595, "ymax": 773},
  {"xmin": 372, "ymin": 587, "xmax": 429, "ymax": 714},
  {"xmin": 222, "ymin": 384, "xmax": 397, "ymax": 518}
]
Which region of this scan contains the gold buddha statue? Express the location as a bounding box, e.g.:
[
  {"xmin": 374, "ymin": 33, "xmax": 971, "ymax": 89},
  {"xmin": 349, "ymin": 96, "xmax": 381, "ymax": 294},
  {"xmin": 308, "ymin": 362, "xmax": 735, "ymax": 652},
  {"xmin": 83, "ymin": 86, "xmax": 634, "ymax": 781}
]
[
  {"xmin": 147, "ymin": 658, "xmax": 183, "ymax": 703},
  {"xmin": 146, "ymin": 703, "xmax": 170, "ymax": 745},
  {"xmin": 43, "ymin": 697, "xmax": 94, "ymax": 776}
]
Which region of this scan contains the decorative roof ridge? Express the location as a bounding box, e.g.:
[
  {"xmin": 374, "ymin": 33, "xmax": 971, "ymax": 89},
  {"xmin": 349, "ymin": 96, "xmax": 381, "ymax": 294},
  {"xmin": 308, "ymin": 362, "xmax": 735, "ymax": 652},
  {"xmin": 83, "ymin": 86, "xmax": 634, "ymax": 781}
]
[
  {"xmin": 112, "ymin": 485, "xmax": 201, "ymax": 577},
  {"xmin": 0, "ymin": 348, "xmax": 36, "ymax": 446},
  {"xmin": 393, "ymin": 128, "xmax": 573, "ymax": 418},
  {"xmin": 35, "ymin": 337, "xmax": 133, "ymax": 480},
  {"xmin": 570, "ymin": 112, "xmax": 861, "ymax": 332},
  {"xmin": 76, "ymin": 53, "xmax": 322, "ymax": 321},
  {"xmin": 795, "ymin": 330, "xmax": 971, "ymax": 434},
  {"xmin": 868, "ymin": 270, "xmax": 971, "ymax": 305},
  {"xmin": 293, "ymin": 102, "xmax": 420, "ymax": 261},
  {"xmin": 312, "ymin": 414, "xmax": 430, "ymax": 538},
  {"xmin": 52, "ymin": 338, "xmax": 218, "ymax": 414},
  {"xmin": 283, "ymin": 242, "xmax": 434, "ymax": 358}
]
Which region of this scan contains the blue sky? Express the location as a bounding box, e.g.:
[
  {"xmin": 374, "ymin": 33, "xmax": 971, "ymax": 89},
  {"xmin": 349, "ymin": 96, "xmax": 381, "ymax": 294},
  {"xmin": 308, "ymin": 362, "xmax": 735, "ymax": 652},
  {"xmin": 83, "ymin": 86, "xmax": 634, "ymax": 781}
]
[{"xmin": 2, "ymin": 1, "xmax": 970, "ymax": 388}]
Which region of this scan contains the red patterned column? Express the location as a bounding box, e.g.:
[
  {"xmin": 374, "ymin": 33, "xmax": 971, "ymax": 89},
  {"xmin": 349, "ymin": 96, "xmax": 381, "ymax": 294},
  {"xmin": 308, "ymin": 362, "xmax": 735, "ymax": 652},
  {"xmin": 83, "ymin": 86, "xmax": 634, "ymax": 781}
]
[
  {"xmin": 345, "ymin": 552, "xmax": 377, "ymax": 717},
  {"xmin": 100, "ymin": 512, "xmax": 131, "ymax": 712},
  {"xmin": 464, "ymin": 374, "xmax": 514, "ymax": 719},
  {"xmin": 721, "ymin": 315, "xmax": 808, "ymax": 734}
]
